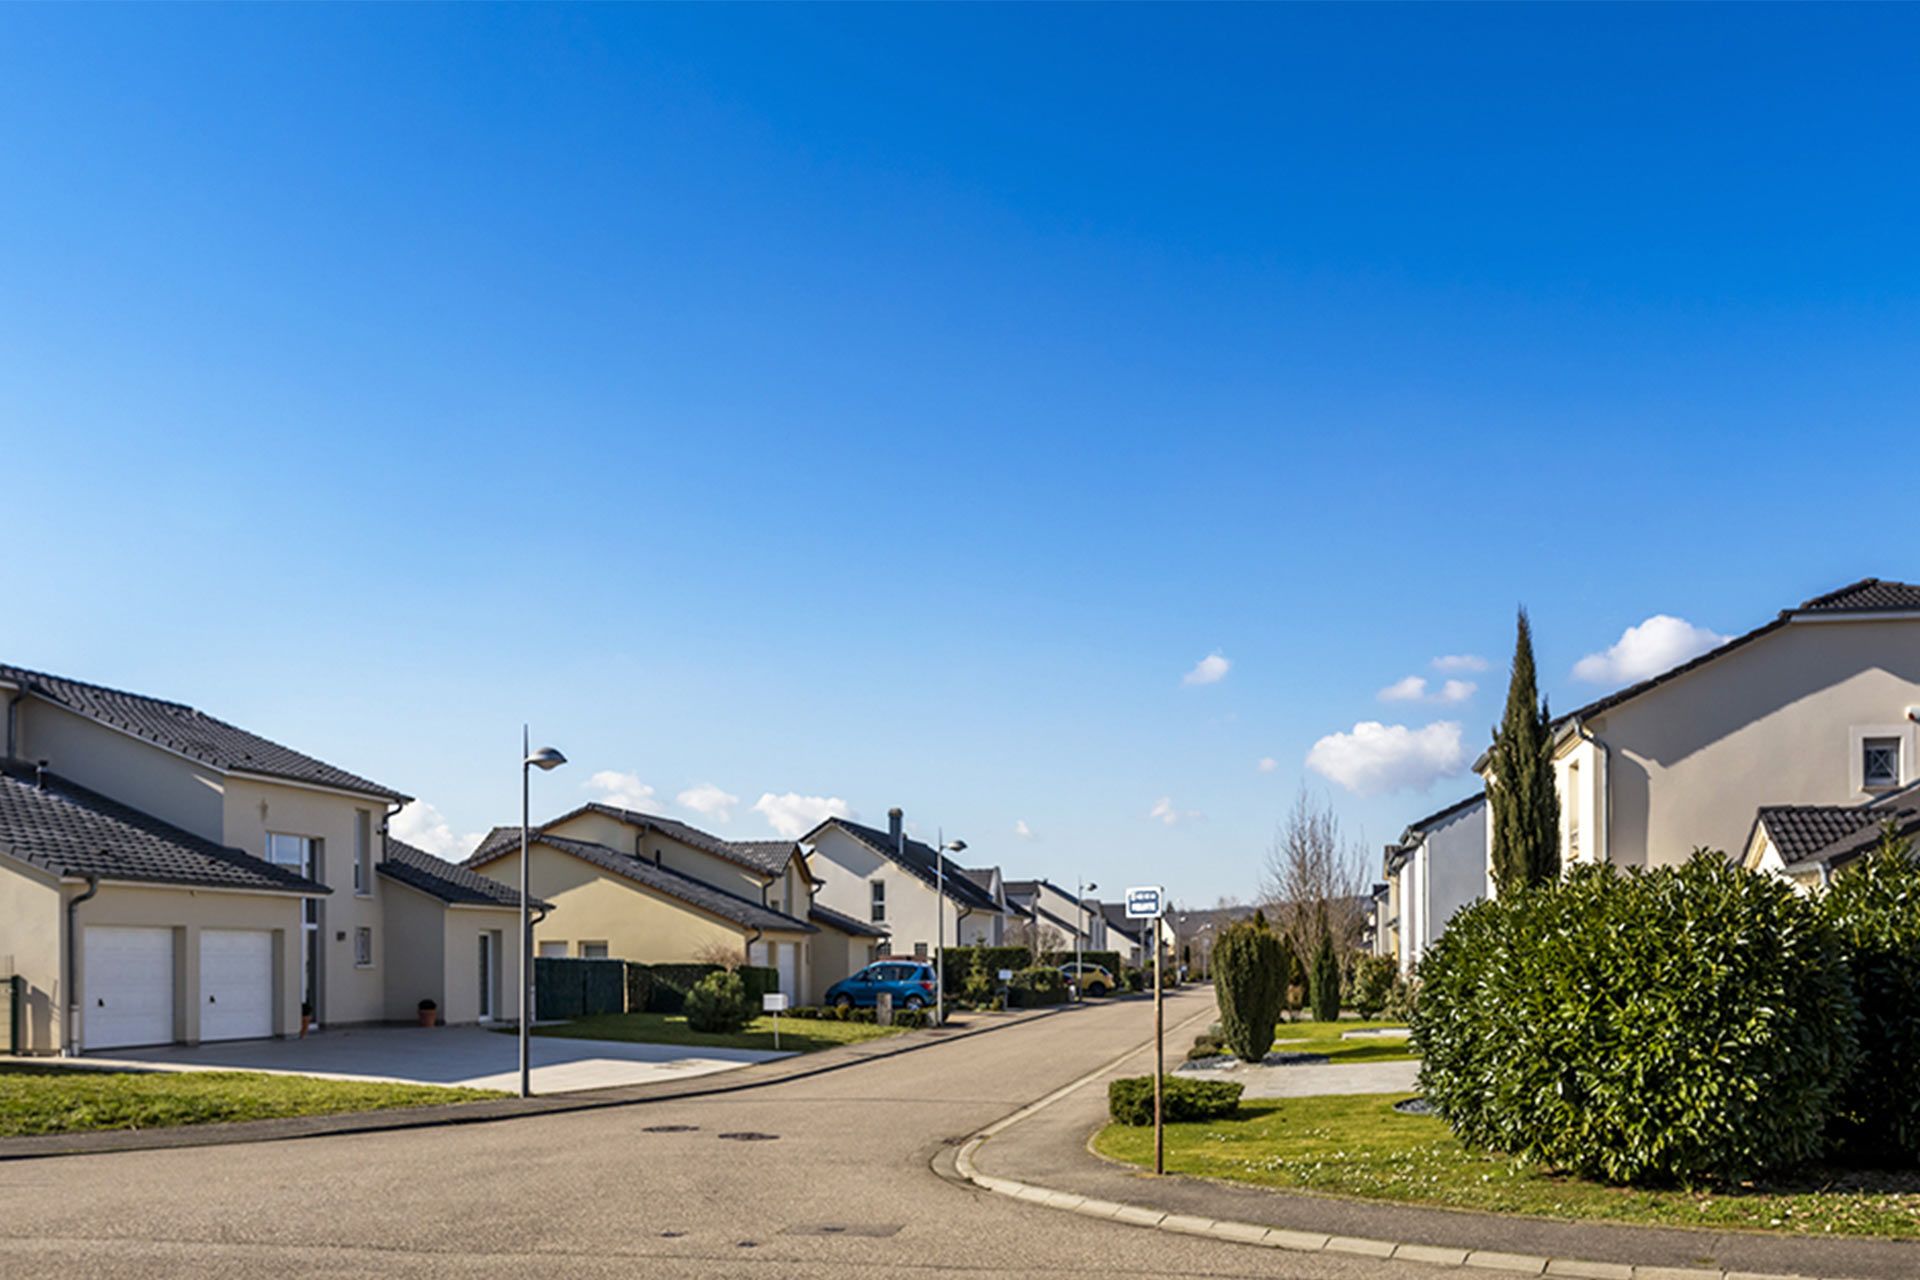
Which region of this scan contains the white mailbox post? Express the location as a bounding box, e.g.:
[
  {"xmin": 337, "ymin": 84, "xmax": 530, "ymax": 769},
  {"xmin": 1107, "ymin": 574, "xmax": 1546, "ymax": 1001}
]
[{"xmin": 763, "ymin": 991, "xmax": 789, "ymax": 1050}]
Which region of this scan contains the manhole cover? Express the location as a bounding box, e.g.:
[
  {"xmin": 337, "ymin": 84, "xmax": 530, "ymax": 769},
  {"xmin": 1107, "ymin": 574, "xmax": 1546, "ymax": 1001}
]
[
  {"xmin": 717, "ymin": 1131, "xmax": 780, "ymax": 1141},
  {"xmin": 643, "ymin": 1124, "xmax": 699, "ymax": 1133},
  {"xmin": 780, "ymin": 1224, "xmax": 904, "ymax": 1238}
]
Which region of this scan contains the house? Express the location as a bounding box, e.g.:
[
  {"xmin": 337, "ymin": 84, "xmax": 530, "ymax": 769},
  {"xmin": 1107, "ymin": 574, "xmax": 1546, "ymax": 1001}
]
[
  {"xmin": 1003, "ymin": 879, "xmax": 1104, "ymax": 951},
  {"xmin": 1097, "ymin": 901, "xmax": 1147, "ymax": 967},
  {"xmin": 956, "ymin": 866, "xmax": 1012, "ymax": 945},
  {"xmin": 1480, "ymin": 578, "xmax": 1920, "ymax": 882},
  {"xmin": 1363, "ymin": 881, "xmax": 1390, "ymax": 958},
  {"xmin": 0, "ymin": 662, "xmax": 522, "ymax": 1054},
  {"xmin": 803, "ymin": 809, "xmax": 1004, "ymax": 963},
  {"xmin": 377, "ymin": 839, "xmax": 539, "ymax": 1026},
  {"xmin": 1381, "ymin": 792, "xmax": 1486, "ymax": 978},
  {"xmin": 1743, "ymin": 780, "xmax": 1920, "ymax": 890},
  {"xmin": 465, "ymin": 803, "xmax": 884, "ymax": 1004}
]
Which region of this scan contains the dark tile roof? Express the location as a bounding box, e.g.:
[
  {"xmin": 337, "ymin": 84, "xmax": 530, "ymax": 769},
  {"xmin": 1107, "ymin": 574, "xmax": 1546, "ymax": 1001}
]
[
  {"xmin": 1755, "ymin": 804, "xmax": 1881, "ymax": 866},
  {"xmin": 818, "ymin": 819, "xmax": 1004, "ymax": 914},
  {"xmin": 809, "ymin": 901, "xmax": 889, "ymax": 938},
  {"xmin": 523, "ymin": 833, "xmax": 815, "ymax": 934},
  {"xmin": 379, "ymin": 838, "xmax": 540, "ymax": 908},
  {"xmin": 1557, "ymin": 578, "xmax": 1920, "ymax": 730},
  {"xmin": 470, "ymin": 806, "xmax": 794, "ymax": 877},
  {"xmin": 1807, "ymin": 810, "xmax": 1920, "ymax": 871},
  {"xmin": 0, "ymin": 662, "xmax": 406, "ymax": 801},
  {"xmin": 0, "ymin": 763, "xmax": 327, "ymax": 894},
  {"xmin": 1099, "ymin": 900, "xmax": 1146, "ymax": 941}
]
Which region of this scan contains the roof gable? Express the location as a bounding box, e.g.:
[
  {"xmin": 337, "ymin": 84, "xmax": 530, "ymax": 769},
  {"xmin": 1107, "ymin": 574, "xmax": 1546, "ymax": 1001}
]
[
  {"xmin": 380, "ymin": 838, "xmax": 535, "ymax": 908},
  {"xmin": 517, "ymin": 833, "xmax": 815, "ymax": 934},
  {"xmin": 473, "ymin": 805, "xmax": 793, "ymax": 877},
  {"xmin": 810, "ymin": 818, "xmax": 1003, "ymax": 913}
]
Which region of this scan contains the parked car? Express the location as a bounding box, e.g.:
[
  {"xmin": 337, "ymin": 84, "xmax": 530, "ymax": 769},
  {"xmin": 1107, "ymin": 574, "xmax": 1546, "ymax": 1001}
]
[
  {"xmin": 825, "ymin": 961, "xmax": 939, "ymax": 1010},
  {"xmin": 1058, "ymin": 961, "xmax": 1116, "ymax": 996}
]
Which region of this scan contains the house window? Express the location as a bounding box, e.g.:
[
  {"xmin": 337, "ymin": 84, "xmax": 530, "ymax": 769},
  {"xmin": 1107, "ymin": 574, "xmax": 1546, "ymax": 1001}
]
[
  {"xmin": 538, "ymin": 941, "xmax": 568, "ymax": 958},
  {"xmin": 353, "ymin": 809, "xmax": 372, "ymax": 895},
  {"xmin": 870, "ymin": 879, "xmax": 886, "ymax": 923},
  {"xmin": 267, "ymin": 834, "xmax": 321, "ymax": 1011},
  {"xmin": 913, "ymin": 941, "xmax": 928, "ymax": 960},
  {"xmin": 1566, "ymin": 762, "xmax": 1581, "ymax": 859},
  {"xmin": 354, "ymin": 927, "xmax": 373, "ymax": 968},
  {"xmin": 580, "ymin": 941, "xmax": 609, "ymax": 959},
  {"xmin": 1864, "ymin": 738, "xmax": 1901, "ymax": 790}
]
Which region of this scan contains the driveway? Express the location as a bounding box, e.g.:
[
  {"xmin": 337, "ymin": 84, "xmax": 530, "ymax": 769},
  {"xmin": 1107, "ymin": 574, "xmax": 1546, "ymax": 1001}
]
[{"xmin": 77, "ymin": 1025, "xmax": 789, "ymax": 1093}]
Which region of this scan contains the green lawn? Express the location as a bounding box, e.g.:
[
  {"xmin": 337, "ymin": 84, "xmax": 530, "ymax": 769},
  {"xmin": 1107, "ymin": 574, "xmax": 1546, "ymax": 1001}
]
[
  {"xmin": 1267, "ymin": 1018, "xmax": 1417, "ymax": 1063},
  {"xmin": 533, "ymin": 1011, "xmax": 911, "ymax": 1053},
  {"xmin": 1095, "ymin": 1092, "xmax": 1920, "ymax": 1238},
  {"xmin": 0, "ymin": 1064, "xmax": 497, "ymax": 1138}
]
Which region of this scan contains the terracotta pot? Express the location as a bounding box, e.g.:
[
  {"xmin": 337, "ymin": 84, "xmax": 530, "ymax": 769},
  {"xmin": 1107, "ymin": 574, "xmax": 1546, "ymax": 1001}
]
[{"xmin": 418, "ymin": 1007, "xmax": 437, "ymax": 1027}]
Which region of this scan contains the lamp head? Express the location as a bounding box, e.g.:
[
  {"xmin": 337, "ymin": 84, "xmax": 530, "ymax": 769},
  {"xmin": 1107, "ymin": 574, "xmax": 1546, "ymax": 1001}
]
[
  {"xmin": 945, "ymin": 839, "xmax": 967, "ymax": 853},
  {"xmin": 525, "ymin": 746, "xmax": 568, "ymax": 771}
]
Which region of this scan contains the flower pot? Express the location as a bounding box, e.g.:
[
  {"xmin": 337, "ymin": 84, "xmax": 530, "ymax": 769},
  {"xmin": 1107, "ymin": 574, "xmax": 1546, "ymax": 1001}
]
[{"xmin": 418, "ymin": 1007, "xmax": 437, "ymax": 1027}]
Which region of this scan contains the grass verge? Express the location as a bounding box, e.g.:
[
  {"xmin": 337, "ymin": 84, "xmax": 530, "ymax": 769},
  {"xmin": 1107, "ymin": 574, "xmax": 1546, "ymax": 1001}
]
[
  {"xmin": 533, "ymin": 1011, "xmax": 910, "ymax": 1053},
  {"xmin": 1267, "ymin": 1018, "xmax": 1416, "ymax": 1063},
  {"xmin": 1093, "ymin": 1092, "xmax": 1920, "ymax": 1238},
  {"xmin": 0, "ymin": 1064, "xmax": 496, "ymax": 1138}
]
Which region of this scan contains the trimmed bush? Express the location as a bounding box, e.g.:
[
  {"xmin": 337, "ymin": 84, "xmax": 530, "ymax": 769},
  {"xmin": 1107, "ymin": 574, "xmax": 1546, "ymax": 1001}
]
[
  {"xmin": 940, "ymin": 946, "xmax": 1033, "ymax": 995},
  {"xmin": 1008, "ymin": 966, "xmax": 1067, "ymax": 1007},
  {"xmin": 683, "ymin": 970, "xmax": 751, "ymax": 1033},
  {"xmin": 1414, "ymin": 855, "xmax": 1857, "ymax": 1186},
  {"xmin": 623, "ymin": 963, "xmax": 654, "ymax": 1014},
  {"xmin": 1213, "ymin": 918, "xmax": 1285, "ymax": 1061},
  {"xmin": 1107, "ymin": 1075, "xmax": 1244, "ymax": 1126},
  {"xmin": 1351, "ymin": 954, "xmax": 1397, "ymax": 1019},
  {"xmin": 1309, "ymin": 933, "xmax": 1341, "ymax": 1022},
  {"xmin": 737, "ymin": 965, "xmax": 780, "ymax": 1007},
  {"xmin": 1819, "ymin": 826, "xmax": 1920, "ymax": 1164},
  {"xmin": 646, "ymin": 963, "xmax": 726, "ymax": 1013}
]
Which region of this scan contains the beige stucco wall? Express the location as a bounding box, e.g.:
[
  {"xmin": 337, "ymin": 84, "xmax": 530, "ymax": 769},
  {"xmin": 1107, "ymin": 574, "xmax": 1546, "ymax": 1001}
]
[
  {"xmin": 0, "ymin": 859, "xmax": 64, "ymax": 1053},
  {"xmin": 380, "ymin": 880, "xmax": 448, "ymax": 1021},
  {"xmin": 1580, "ymin": 617, "xmax": 1920, "ymax": 870},
  {"xmin": 479, "ymin": 845, "xmax": 750, "ymax": 964},
  {"xmin": 72, "ymin": 883, "xmax": 305, "ymax": 1049},
  {"xmin": 441, "ymin": 907, "xmax": 517, "ymax": 1025},
  {"xmin": 16, "ymin": 701, "xmax": 226, "ymax": 842}
]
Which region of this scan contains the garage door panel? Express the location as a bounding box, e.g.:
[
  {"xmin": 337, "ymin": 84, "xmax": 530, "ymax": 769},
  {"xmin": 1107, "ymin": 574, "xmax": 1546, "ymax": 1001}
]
[
  {"xmin": 84, "ymin": 927, "xmax": 175, "ymax": 1050},
  {"xmin": 200, "ymin": 930, "xmax": 274, "ymax": 1042}
]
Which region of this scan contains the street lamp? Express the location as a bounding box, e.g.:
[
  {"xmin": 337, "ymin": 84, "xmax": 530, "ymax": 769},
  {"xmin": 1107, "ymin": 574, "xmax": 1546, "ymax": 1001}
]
[
  {"xmin": 519, "ymin": 729, "xmax": 566, "ymax": 1099},
  {"xmin": 936, "ymin": 835, "xmax": 966, "ymax": 1026},
  {"xmin": 1076, "ymin": 880, "xmax": 1097, "ymax": 999}
]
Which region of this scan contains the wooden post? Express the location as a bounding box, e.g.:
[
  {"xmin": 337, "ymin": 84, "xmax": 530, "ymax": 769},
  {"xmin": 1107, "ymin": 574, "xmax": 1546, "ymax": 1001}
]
[{"xmin": 1153, "ymin": 917, "xmax": 1164, "ymax": 1175}]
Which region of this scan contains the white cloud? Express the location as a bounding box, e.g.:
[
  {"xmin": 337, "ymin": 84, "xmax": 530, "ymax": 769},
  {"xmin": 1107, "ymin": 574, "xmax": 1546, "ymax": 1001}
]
[
  {"xmin": 1014, "ymin": 819, "xmax": 1034, "ymax": 840},
  {"xmin": 1257, "ymin": 757, "xmax": 1279, "ymax": 774},
  {"xmin": 1379, "ymin": 675, "xmax": 1477, "ymax": 705},
  {"xmin": 1148, "ymin": 796, "xmax": 1203, "ymax": 826},
  {"xmin": 675, "ymin": 783, "xmax": 739, "ymax": 823},
  {"xmin": 586, "ymin": 769, "xmax": 656, "ymax": 811},
  {"xmin": 1573, "ymin": 615, "xmax": 1729, "ymax": 686},
  {"xmin": 1181, "ymin": 653, "xmax": 1231, "ymax": 686},
  {"xmin": 390, "ymin": 801, "xmax": 487, "ymax": 861},
  {"xmin": 1379, "ymin": 675, "xmax": 1428, "ymax": 702},
  {"xmin": 1433, "ymin": 654, "xmax": 1489, "ymax": 673},
  {"xmin": 1305, "ymin": 720, "xmax": 1468, "ymax": 797},
  {"xmin": 753, "ymin": 792, "xmax": 851, "ymax": 839}
]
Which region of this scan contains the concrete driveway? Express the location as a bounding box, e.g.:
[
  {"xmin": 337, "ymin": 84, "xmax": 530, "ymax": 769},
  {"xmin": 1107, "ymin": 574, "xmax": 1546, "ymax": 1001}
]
[{"xmin": 78, "ymin": 1025, "xmax": 789, "ymax": 1093}]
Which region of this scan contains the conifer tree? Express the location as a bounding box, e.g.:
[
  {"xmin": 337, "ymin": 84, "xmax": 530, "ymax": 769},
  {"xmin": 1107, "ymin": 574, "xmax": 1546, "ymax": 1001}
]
[{"xmin": 1488, "ymin": 608, "xmax": 1561, "ymax": 893}]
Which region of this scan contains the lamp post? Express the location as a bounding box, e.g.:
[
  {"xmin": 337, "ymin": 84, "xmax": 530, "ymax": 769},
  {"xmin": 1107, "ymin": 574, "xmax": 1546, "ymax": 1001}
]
[
  {"xmin": 1076, "ymin": 880, "xmax": 1097, "ymax": 999},
  {"xmin": 519, "ymin": 728, "xmax": 566, "ymax": 1099},
  {"xmin": 936, "ymin": 835, "xmax": 966, "ymax": 1026}
]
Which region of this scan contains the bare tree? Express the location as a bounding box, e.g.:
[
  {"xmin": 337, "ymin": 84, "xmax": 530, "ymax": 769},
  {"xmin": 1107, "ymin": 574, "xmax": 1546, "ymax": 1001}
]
[
  {"xmin": 693, "ymin": 939, "xmax": 746, "ymax": 970},
  {"xmin": 1007, "ymin": 915, "xmax": 1069, "ymax": 956},
  {"xmin": 1261, "ymin": 787, "xmax": 1368, "ymax": 959}
]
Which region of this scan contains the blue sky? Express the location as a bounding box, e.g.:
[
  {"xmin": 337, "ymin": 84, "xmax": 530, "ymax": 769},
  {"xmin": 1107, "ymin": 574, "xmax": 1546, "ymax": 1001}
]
[{"xmin": 2, "ymin": 6, "xmax": 1916, "ymax": 903}]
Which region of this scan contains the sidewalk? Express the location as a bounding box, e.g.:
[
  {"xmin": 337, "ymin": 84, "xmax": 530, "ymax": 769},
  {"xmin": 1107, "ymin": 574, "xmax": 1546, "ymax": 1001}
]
[
  {"xmin": 0, "ymin": 1002, "xmax": 1064, "ymax": 1162},
  {"xmin": 950, "ymin": 1001, "xmax": 1920, "ymax": 1280}
]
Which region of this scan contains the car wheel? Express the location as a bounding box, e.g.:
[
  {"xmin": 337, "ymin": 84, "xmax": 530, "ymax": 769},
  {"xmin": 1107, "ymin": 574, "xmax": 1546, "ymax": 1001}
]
[
  {"xmin": 1089, "ymin": 982, "xmax": 1107, "ymax": 996},
  {"xmin": 834, "ymin": 994, "xmax": 853, "ymax": 1010},
  {"xmin": 904, "ymin": 995, "xmax": 926, "ymax": 1010}
]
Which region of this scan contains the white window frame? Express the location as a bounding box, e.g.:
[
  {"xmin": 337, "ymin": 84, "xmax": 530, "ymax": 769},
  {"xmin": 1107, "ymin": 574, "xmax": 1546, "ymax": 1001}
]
[
  {"xmin": 354, "ymin": 926, "xmax": 373, "ymax": 969},
  {"xmin": 869, "ymin": 879, "xmax": 886, "ymax": 923},
  {"xmin": 579, "ymin": 941, "xmax": 609, "ymax": 959},
  {"xmin": 537, "ymin": 941, "xmax": 568, "ymax": 959},
  {"xmin": 1849, "ymin": 724, "xmax": 1915, "ymax": 796}
]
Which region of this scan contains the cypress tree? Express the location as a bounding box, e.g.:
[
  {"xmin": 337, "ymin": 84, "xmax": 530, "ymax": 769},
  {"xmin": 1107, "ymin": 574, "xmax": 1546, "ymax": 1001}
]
[
  {"xmin": 1213, "ymin": 917, "xmax": 1285, "ymax": 1061},
  {"xmin": 1309, "ymin": 931, "xmax": 1341, "ymax": 1022},
  {"xmin": 1488, "ymin": 608, "xmax": 1561, "ymax": 894}
]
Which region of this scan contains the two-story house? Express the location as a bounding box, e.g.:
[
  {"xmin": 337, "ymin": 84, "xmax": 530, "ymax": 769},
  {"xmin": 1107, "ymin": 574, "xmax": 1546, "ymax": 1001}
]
[
  {"xmin": 803, "ymin": 809, "xmax": 1004, "ymax": 963},
  {"xmin": 466, "ymin": 803, "xmax": 886, "ymax": 1004},
  {"xmin": 0, "ymin": 663, "xmax": 525, "ymax": 1053},
  {"xmin": 1379, "ymin": 792, "xmax": 1485, "ymax": 977},
  {"xmin": 1004, "ymin": 878, "xmax": 1107, "ymax": 952}
]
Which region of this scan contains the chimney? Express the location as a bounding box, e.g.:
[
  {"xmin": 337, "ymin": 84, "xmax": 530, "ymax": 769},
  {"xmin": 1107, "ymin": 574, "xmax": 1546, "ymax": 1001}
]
[
  {"xmin": 34, "ymin": 759, "xmax": 47, "ymax": 790},
  {"xmin": 888, "ymin": 807, "xmax": 904, "ymax": 851}
]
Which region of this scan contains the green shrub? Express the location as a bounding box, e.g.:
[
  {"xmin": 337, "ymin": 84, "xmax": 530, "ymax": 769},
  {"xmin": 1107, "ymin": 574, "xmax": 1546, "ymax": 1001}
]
[
  {"xmin": 1186, "ymin": 1031, "xmax": 1225, "ymax": 1061},
  {"xmin": 1309, "ymin": 933, "xmax": 1342, "ymax": 1022},
  {"xmin": 737, "ymin": 965, "xmax": 780, "ymax": 1007},
  {"xmin": 1008, "ymin": 966, "xmax": 1067, "ymax": 1007},
  {"xmin": 1124, "ymin": 967, "xmax": 1145, "ymax": 993},
  {"xmin": 1414, "ymin": 855, "xmax": 1857, "ymax": 1186},
  {"xmin": 1107, "ymin": 1075, "xmax": 1244, "ymax": 1126},
  {"xmin": 1386, "ymin": 972, "xmax": 1417, "ymax": 1021},
  {"xmin": 646, "ymin": 963, "xmax": 725, "ymax": 1013},
  {"xmin": 683, "ymin": 970, "xmax": 751, "ymax": 1033},
  {"xmin": 892, "ymin": 1008, "xmax": 931, "ymax": 1029},
  {"xmin": 1819, "ymin": 826, "xmax": 1920, "ymax": 1164},
  {"xmin": 1213, "ymin": 918, "xmax": 1285, "ymax": 1061},
  {"xmin": 960, "ymin": 949, "xmax": 995, "ymax": 1006},
  {"xmin": 1275, "ymin": 934, "xmax": 1302, "ymax": 1013},
  {"xmin": 940, "ymin": 947, "xmax": 1032, "ymax": 995},
  {"xmin": 1351, "ymin": 954, "xmax": 1397, "ymax": 1019}
]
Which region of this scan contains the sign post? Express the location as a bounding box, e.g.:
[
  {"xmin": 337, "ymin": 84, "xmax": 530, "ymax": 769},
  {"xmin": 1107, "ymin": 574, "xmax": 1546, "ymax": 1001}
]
[
  {"xmin": 763, "ymin": 992, "xmax": 788, "ymax": 1050},
  {"xmin": 1125, "ymin": 885, "xmax": 1166, "ymax": 1175}
]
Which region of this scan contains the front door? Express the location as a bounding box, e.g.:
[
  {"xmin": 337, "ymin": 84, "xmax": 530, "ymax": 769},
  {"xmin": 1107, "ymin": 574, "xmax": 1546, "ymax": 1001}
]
[{"xmin": 478, "ymin": 933, "xmax": 495, "ymax": 1021}]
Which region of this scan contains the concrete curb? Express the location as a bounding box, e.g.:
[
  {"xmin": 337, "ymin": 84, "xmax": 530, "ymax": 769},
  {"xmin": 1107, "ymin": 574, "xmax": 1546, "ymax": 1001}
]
[
  {"xmin": 944, "ymin": 1007, "xmax": 1877, "ymax": 1280},
  {"xmin": 0, "ymin": 1002, "xmax": 1073, "ymax": 1162}
]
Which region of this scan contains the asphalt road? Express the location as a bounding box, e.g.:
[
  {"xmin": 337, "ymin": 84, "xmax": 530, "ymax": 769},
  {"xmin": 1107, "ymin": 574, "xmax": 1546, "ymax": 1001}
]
[{"xmin": 0, "ymin": 991, "xmax": 1443, "ymax": 1279}]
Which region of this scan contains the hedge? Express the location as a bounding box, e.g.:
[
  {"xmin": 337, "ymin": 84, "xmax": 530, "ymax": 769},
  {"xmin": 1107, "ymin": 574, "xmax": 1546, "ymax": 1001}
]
[
  {"xmin": 1108, "ymin": 1075, "xmax": 1243, "ymax": 1126},
  {"xmin": 1819, "ymin": 829, "xmax": 1920, "ymax": 1164},
  {"xmin": 939, "ymin": 947, "xmax": 1033, "ymax": 995},
  {"xmin": 1007, "ymin": 965, "xmax": 1068, "ymax": 1007},
  {"xmin": 644, "ymin": 963, "xmax": 725, "ymax": 1013},
  {"xmin": 1414, "ymin": 855, "xmax": 1857, "ymax": 1186}
]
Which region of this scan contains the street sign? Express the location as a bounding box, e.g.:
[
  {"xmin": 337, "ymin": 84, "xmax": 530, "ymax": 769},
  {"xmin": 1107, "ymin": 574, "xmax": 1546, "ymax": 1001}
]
[
  {"xmin": 762, "ymin": 993, "xmax": 789, "ymax": 1012},
  {"xmin": 1125, "ymin": 885, "xmax": 1165, "ymax": 919},
  {"xmin": 997, "ymin": 969, "xmax": 1014, "ymax": 981}
]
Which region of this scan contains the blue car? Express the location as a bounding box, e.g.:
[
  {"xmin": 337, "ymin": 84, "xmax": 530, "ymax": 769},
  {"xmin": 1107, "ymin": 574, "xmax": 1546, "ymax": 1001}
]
[{"xmin": 824, "ymin": 960, "xmax": 938, "ymax": 1011}]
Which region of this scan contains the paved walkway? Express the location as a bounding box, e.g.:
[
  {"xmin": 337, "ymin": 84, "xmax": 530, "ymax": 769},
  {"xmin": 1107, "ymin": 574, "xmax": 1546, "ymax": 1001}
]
[
  {"xmin": 1178, "ymin": 1056, "xmax": 1419, "ymax": 1097},
  {"xmin": 77, "ymin": 1024, "xmax": 786, "ymax": 1092}
]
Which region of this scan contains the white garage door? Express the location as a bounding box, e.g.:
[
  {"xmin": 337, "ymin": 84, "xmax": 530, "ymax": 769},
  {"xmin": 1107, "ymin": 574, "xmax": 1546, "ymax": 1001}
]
[
  {"xmin": 84, "ymin": 927, "xmax": 175, "ymax": 1050},
  {"xmin": 199, "ymin": 929, "xmax": 274, "ymax": 1042}
]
